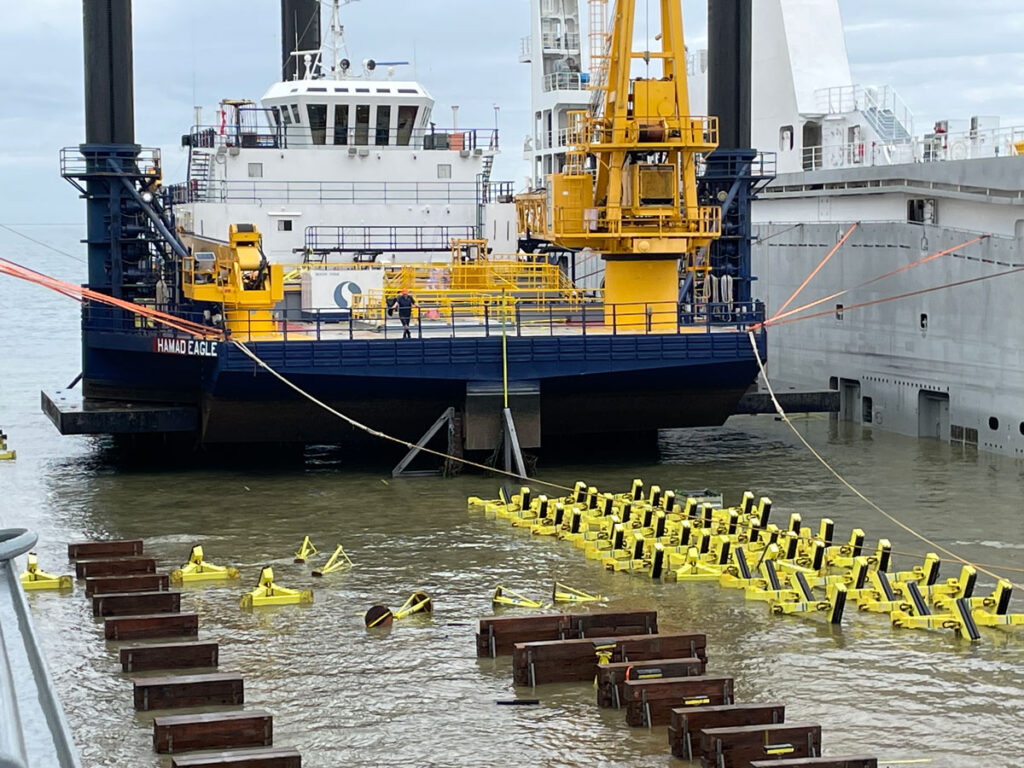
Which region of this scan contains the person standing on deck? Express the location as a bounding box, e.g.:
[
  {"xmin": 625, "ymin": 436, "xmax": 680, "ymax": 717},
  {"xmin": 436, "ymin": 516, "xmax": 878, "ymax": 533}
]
[{"xmin": 388, "ymin": 288, "xmax": 417, "ymax": 339}]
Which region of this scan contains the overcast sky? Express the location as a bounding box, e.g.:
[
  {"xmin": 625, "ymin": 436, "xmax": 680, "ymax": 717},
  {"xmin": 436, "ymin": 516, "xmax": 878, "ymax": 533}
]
[{"xmin": 2, "ymin": 0, "xmax": 1023, "ymax": 224}]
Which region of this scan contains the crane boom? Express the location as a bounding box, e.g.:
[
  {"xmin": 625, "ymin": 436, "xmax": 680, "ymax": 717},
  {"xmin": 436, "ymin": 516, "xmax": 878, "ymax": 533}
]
[{"xmin": 518, "ymin": 0, "xmax": 720, "ymax": 330}]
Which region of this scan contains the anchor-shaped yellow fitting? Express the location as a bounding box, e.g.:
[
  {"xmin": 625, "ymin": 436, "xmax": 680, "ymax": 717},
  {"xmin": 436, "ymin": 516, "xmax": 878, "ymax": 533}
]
[
  {"xmin": 239, "ymin": 566, "xmax": 313, "ymax": 609},
  {"xmin": 170, "ymin": 545, "xmax": 240, "ymax": 584},
  {"xmin": 364, "ymin": 591, "xmax": 433, "ymax": 628},
  {"xmin": 312, "ymin": 545, "xmax": 353, "ymax": 577},
  {"xmin": 293, "ymin": 536, "xmax": 318, "ymax": 563},
  {"xmin": 19, "ymin": 553, "xmax": 72, "ymax": 590},
  {"xmin": 492, "ymin": 586, "xmax": 546, "ymax": 609},
  {"xmin": 552, "ymin": 581, "xmax": 602, "ymax": 603}
]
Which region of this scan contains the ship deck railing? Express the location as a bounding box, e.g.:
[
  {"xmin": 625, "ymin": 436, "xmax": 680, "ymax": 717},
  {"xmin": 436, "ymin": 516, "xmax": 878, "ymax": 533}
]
[
  {"xmin": 169, "ymin": 179, "xmax": 514, "ymax": 206},
  {"xmin": 83, "ymin": 299, "xmax": 766, "ymax": 343},
  {"xmin": 184, "ymin": 124, "xmax": 498, "ymax": 153}
]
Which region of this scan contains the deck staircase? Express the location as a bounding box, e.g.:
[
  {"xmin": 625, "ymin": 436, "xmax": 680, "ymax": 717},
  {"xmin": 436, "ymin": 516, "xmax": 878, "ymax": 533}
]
[{"xmin": 187, "ymin": 149, "xmax": 214, "ymax": 202}]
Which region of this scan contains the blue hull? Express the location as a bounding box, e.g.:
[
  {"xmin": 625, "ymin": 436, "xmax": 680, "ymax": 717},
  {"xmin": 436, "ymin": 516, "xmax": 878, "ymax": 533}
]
[{"xmin": 75, "ymin": 330, "xmax": 766, "ymax": 445}]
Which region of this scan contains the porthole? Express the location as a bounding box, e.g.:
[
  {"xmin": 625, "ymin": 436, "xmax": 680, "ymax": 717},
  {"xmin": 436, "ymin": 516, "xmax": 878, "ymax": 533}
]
[{"xmin": 989, "ymin": 417, "xmax": 999, "ymax": 430}]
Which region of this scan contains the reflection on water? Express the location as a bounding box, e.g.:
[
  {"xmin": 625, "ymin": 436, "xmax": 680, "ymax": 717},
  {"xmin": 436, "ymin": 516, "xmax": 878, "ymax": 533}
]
[{"xmin": 2, "ymin": 228, "xmax": 1023, "ymax": 767}]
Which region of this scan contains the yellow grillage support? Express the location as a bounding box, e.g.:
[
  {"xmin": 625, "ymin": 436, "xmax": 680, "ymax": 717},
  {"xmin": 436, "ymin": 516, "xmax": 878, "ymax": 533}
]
[
  {"xmin": 471, "ymin": 480, "xmax": 1023, "ymax": 644},
  {"xmin": 19, "ymin": 553, "xmax": 72, "ymax": 591},
  {"xmin": 312, "ymin": 544, "xmax": 354, "ymax": 577},
  {"xmin": 170, "ymin": 545, "xmax": 240, "ymax": 584},
  {"xmin": 239, "ymin": 566, "xmax": 313, "ymax": 609},
  {"xmin": 293, "ymin": 536, "xmax": 318, "ymax": 564}
]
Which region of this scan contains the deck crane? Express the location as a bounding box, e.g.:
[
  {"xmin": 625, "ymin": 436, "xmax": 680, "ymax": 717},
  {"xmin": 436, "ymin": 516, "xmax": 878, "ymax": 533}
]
[{"xmin": 518, "ymin": 0, "xmax": 720, "ymax": 330}]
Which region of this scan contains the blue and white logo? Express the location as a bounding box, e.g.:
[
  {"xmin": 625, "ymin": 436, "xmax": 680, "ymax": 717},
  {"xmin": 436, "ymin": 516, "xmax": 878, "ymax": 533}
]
[{"xmin": 333, "ymin": 280, "xmax": 363, "ymax": 309}]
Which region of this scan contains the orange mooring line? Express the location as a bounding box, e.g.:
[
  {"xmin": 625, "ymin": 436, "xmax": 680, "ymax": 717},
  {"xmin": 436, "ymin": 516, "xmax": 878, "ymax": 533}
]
[
  {"xmin": 764, "ymin": 264, "xmax": 1024, "ymax": 329},
  {"xmin": 761, "ymin": 233, "xmax": 990, "ymax": 328},
  {"xmin": 769, "ymin": 221, "xmax": 859, "ymax": 322},
  {"xmin": 0, "ymin": 256, "xmax": 218, "ymax": 338}
]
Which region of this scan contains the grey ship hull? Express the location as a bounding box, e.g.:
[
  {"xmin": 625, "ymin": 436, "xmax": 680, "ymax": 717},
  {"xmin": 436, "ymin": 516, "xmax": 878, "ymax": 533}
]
[{"xmin": 752, "ymin": 156, "xmax": 1024, "ymax": 456}]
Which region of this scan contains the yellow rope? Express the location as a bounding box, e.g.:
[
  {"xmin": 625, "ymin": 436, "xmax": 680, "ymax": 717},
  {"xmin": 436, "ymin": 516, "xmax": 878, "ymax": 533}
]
[
  {"xmin": 747, "ymin": 332, "xmax": 1023, "ymax": 591},
  {"xmin": 230, "ymin": 340, "xmax": 573, "ymax": 492}
]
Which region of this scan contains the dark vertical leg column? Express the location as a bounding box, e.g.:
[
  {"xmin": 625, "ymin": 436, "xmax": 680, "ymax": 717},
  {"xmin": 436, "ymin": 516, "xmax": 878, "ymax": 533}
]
[{"xmin": 701, "ymin": 0, "xmax": 766, "ymax": 309}]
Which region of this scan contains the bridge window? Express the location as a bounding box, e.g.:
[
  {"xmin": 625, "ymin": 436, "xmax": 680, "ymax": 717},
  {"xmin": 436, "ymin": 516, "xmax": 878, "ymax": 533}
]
[
  {"xmin": 290, "ymin": 105, "xmax": 300, "ymax": 124},
  {"xmin": 375, "ymin": 104, "xmax": 392, "ymax": 146},
  {"xmin": 334, "ymin": 104, "xmax": 349, "ymax": 145},
  {"xmin": 354, "ymin": 104, "xmax": 370, "ymax": 145},
  {"xmin": 397, "ymin": 106, "xmax": 417, "ymax": 146},
  {"xmin": 280, "ymin": 106, "xmax": 292, "ymax": 125},
  {"xmin": 269, "ymin": 106, "xmax": 281, "ymax": 126},
  {"xmin": 307, "ymin": 103, "xmax": 327, "ymax": 145}
]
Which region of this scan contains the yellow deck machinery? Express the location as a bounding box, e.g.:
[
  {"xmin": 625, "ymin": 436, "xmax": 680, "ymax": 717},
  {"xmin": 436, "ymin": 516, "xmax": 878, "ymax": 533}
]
[
  {"xmin": 182, "ymin": 224, "xmax": 284, "ymax": 339},
  {"xmin": 517, "ymin": 0, "xmax": 720, "ymax": 330}
]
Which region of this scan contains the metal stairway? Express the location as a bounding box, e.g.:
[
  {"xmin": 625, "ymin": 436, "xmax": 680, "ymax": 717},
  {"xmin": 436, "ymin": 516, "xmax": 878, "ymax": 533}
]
[{"xmin": 187, "ymin": 149, "xmax": 213, "ymax": 202}]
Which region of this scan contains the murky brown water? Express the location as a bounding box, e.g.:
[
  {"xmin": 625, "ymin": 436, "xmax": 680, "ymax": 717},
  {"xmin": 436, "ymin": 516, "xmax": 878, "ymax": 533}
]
[{"xmin": 2, "ymin": 227, "xmax": 1023, "ymax": 767}]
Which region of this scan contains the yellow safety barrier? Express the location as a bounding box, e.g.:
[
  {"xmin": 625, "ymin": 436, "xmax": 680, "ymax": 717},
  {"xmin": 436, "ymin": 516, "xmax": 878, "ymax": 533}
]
[
  {"xmin": 239, "ymin": 566, "xmax": 313, "ymax": 609},
  {"xmin": 170, "ymin": 545, "xmax": 240, "ymax": 584},
  {"xmin": 19, "ymin": 553, "xmax": 72, "ymax": 591}
]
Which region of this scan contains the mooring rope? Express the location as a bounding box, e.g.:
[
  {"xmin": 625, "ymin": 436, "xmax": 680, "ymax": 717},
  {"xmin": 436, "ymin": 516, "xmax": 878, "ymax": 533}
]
[{"xmin": 747, "ymin": 331, "xmax": 1023, "ymax": 591}]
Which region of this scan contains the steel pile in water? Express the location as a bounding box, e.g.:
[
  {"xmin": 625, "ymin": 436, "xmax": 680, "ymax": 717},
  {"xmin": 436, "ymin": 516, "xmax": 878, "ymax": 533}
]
[{"xmin": 468, "ymin": 480, "xmax": 1024, "ymax": 644}]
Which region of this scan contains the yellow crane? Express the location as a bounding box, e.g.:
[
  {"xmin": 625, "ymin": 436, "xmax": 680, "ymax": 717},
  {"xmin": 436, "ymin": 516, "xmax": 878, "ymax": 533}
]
[{"xmin": 518, "ymin": 0, "xmax": 720, "ymax": 330}]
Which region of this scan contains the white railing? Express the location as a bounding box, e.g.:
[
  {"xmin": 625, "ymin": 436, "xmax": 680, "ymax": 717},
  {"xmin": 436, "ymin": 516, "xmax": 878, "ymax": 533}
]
[
  {"xmin": 541, "ymin": 32, "xmax": 581, "ymax": 50},
  {"xmin": 543, "ymin": 72, "xmax": 585, "ymax": 92},
  {"xmin": 800, "ymin": 125, "xmax": 1024, "ymax": 172},
  {"xmin": 520, "ymin": 36, "xmax": 531, "ymax": 59},
  {"xmin": 815, "ymin": 84, "xmax": 915, "ymax": 143},
  {"xmin": 919, "ymin": 124, "xmax": 1024, "ymax": 162}
]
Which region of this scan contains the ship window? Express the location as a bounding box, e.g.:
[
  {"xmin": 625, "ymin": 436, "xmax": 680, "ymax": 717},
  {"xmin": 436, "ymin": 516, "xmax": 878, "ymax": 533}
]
[
  {"xmin": 375, "ymin": 104, "xmax": 392, "ymax": 146},
  {"xmin": 247, "ymin": 162, "xmax": 263, "ymax": 178},
  {"xmin": 908, "ymin": 198, "xmax": 937, "ymax": 224},
  {"xmin": 290, "ymin": 105, "xmax": 301, "ymax": 123},
  {"xmin": 334, "ymin": 87, "xmax": 349, "ymax": 93},
  {"xmin": 376, "ymin": 88, "xmax": 391, "ymax": 93},
  {"xmin": 779, "ymin": 125, "xmax": 794, "ymax": 151},
  {"xmin": 278, "ymin": 219, "xmax": 293, "ymax": 232},
  {"xmin": 835, "ymin": 304, "xmax": 844, "ymax": 320},
  {"xmin": 1019, "ymin": 421, "xmax": 1024, "ymax": 436},
  {"xmin": 309, "ymin": 87, "xmax": 327, "ymax": 92},
  {"xmin": 437, "ymin": 163, "xmax": 452, "ymax": 179},
  {"xmin": 269, "ymin": 106, "xmax": 280, "ymax": 126},
  {"xmin": 280, "ymin": 106, "xmax": 292, "ymax": 125},
  {"xmin": 989, "ymin": 416, "xmax": 999, "ymax": 430},
  {"xmin": 355, "ymin": 88, "xmax": 370, "ymax": 93},
  {"xmin": 397, "ymin": 105, "xmax": 417, "ymax": 146},
  {"xmin": 334, "ymin": 104, "xmax": 349, "ymax": 145},
  {"xmin": 920, "ymin": 313, "xmax": 928, "ymax": 330},
  {"xmin": 307, "ymin": 103, "xmax": 327, "ymax": 145},
  {"xmin": 398, "ymin": 88, "xmax": 418, "ymax": 94},
  {"xmin": 354, "ymin": 104, "xmax": 370, "ymax": 145},
  {"xmin": 862, "ymin": 396, "xmax": 873, "ymax": 424}
]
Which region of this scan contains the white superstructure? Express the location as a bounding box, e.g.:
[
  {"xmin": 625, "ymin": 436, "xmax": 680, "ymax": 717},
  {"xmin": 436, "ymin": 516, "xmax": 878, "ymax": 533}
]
[
  {"xmin": 174, "ymin": 3, "xmax": 516, "ymax": 263},
  {"xmin": 684, "ymin": 0, "xmax": 1024, "ymax": 456}
]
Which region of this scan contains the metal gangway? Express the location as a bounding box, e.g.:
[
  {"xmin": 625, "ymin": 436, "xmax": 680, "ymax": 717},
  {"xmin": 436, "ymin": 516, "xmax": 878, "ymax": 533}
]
[{"xmin": 0, "ymin": 529, "xmax": 80, "ymax": 768}]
